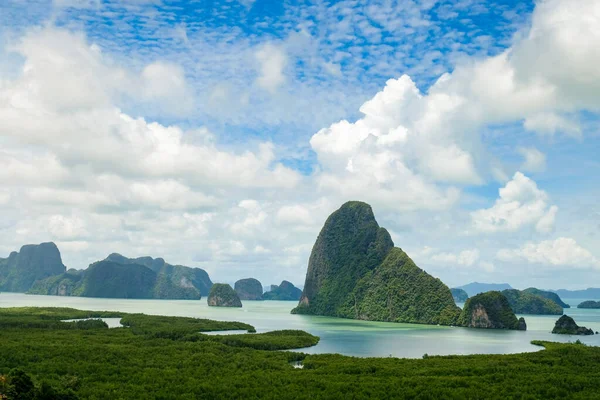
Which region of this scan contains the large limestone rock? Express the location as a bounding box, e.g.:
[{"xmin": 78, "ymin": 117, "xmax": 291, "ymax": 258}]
[
  {"xmin": 458, "ymin": 291, "xmax": 526, "ymax": 330},
  {"xmin": 234, "ymin": 278, "xmax": 264, "ymax": 300},
  {"xmin": 207, "ymin": 284, "xmax": 242, "ymax": 307},
  {"xmin": 0, "ymin": 242, "xmax": 66, "ymax": 292},
  {"xmin": 292, "ymin": 201, "xmax": 461, "ymax": 326}
]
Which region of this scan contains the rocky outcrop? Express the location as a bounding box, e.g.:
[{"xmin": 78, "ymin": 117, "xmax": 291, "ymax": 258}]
[
  {"xmin": 552, "ymin": 315, "xmax": 594, "ymax": 335},
  {"xmin": 451, "ymin": 288, "xmax": 469, "ymax": 303},
  {"xmin": 523, "ymin": 288, "xmax": 570, "ymax": 308},
  {"xmin": 502, "ymin": 289, "xmax": 563, "ymax": 315},
  {"xmin": 262, "ymin": 280, "xmax": 302, "ymax": 301},
  {"xmin": 234, "ymin": 278, "xmax": 264, "ymax": 300},
  {"xmin": 291, "ymin": 201, "xmax": 461, "ymax": 326},
  {"xmin": 207, "ymin": 284, "xmax": 242, "ymax": 307},
  {"xmin": 458, "ymin": 291, "xmax": 525, "ymax": 330},
  {"xmin": 577, "ymin": 300, "xmax": 600, "ymax": 309},
  {"xmin": 0, "ymin": 243, "xmax": 66, "ymax": 292}
]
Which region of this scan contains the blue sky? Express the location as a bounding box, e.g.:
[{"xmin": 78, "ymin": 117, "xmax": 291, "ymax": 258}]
[{"xmin": 0, "ymin": 0, "xmax": 599, "ymax": 289}]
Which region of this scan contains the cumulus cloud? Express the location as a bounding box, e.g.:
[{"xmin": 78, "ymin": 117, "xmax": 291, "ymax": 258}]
[
  {"xmin": 523, "ymin": 113, "xmax": 581, "ymax": 137},
  {"xmin": 471, "ymin": 172, "xmax": 558, "ymax": 233},
  {"xmin": 431, "ymin": 249, "xmax": 480, "ymax": 267},
  {"xmin": 497, "ymin": 238, "xmax": 600, "ymax": 269}
]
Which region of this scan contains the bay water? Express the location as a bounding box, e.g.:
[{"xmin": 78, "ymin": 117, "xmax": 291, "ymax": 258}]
[{"xmin": 2, "ymin": 292, "xmax": 599, "ymax": 359}]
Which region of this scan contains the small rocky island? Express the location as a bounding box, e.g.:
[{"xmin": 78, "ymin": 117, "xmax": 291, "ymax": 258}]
[
  {"xmin": 207, "ymin": 283, "xmax": 243, "ymax": 307},
  {"xmin": 263, "ymin": 280, "xmax": 302, "ymax": 300},
  {"xmin": 458, "ymin": 291, "xmax": 526, "ymax": 330},
  {"xmin": 552, "ymin": 315, "xmax": 594, "ymax": 335},
  {"xmin": 234, "ymin": 278, "xmax": 264, "ymax": 300},
  {"xmin": 577, "ymin": 300, "xmax": 600, "ymax": 309}
]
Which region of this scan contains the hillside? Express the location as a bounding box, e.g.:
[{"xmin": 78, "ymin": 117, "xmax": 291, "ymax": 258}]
[
  {"xmin": 291, "ymin": 201, "xmax": 461, "ymax": 326},
  {"xmin": 523, "ymin": 288, "xmax": 570, "ymax": 308},
  {"xmin": 502, "ymin": 289, "xmax": 563, "ymax": 315},
  {"xmin": 451, "ymin": 288, "xmax": 469, "ymax": 302},
  {"xmin": 0, "ymin": 242, "xmax": 66, "ymax": 292}
]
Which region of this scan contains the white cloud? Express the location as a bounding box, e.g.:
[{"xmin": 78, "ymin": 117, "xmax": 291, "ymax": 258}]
[
  {"xmin": 497, "ymin": 238, "xmax": 600, "ymax": 269},
  {"xmin": 517, "ymin": 147, "xmax": 546, "ymax": 173},
  {"xmin": 431, "ymin": 249, "xmax": 480, "ymax": 267},
  {"xmin": 471, "ymin": 172, "xmax": 558, "ymax": 233},
  {"xmin": 255, "ymin": 44, "xmax": 287, "ymax": 93},
  {"xmin": 523, "ymin": 113, "xmax": 581, "ymax": 137},
  {"xmin": 48, "ymin": 215, "xmax": 88, "ymax": 240}
]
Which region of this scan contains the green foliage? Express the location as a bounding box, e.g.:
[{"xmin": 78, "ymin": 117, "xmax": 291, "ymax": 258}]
[
  {"xmin": 502, "ymin": 289, "xmax": 563, "ymax": 315},
  {"xmin": 3, "ymin": 308, "xmax": 600, "ymax": 399},
  {"xmin": 458, "ymin": 291, "xmax": 522, "ymax": 329},
  {"xmin": 347, "ymin": 248, "xmax": 461, "ymax": 325},
  {"xmin": 208, "ymin": 284, "xmax": 243, "ymax": 307},
  {"xmin": 552, "ymin": 315, "xmax": 594, "ymax": 335},
  {"xmin": 577, "ymin": 300, "xmax": 600, "ymax": 309},
  {"xmin": 262, "ymin": 281, "xmax": 302, "ymax": 301},
  {"xmin": 523, "ymin": 288, "xmax": 570, "ymax": 308},
  {"xmin": 450, "ymin": 288, "xmax": 469, "ymax": 302},
  {"xmin": 234, "ymin": 278, "xmax": 264, "ymax": 300}
]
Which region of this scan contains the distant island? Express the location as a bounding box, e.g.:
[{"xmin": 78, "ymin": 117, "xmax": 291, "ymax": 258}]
[
  {"xmin": 0, "ymin": 243, "xmax": 66, "ymax": 293},
  {"xmin": 451, "ymin": 288, "xmax": 469, "ymax": 303},
  {"xmin": 522, "ymin": 288, "xmax": 570, "ymax": 309},
  {"xmin": 208, "ymin": 284, "xmax": 242, "ymax": 307},
  {"xmin": 262, "ymin": 281, "xmax": 302, "ymax": 300},
  {"xmin": 291, "ymin": 201, "xmax": 522, "ymax": 329},
  {"xmin": 577, "ymin": 300, "xmax": 600, "ymax": 309},
  {"xmin": 456, "ymin": 282, "xmax": 513, "ymax": 297},
  {"xmin": 502, "ymin": 289, "xmax": 563, "ymax": 315},
  {"xmin": 234, "ymin": 278, "xmax": 264, "ymax": 300},
  {"xmin": 29, "ymin": 253, "xmax": 213, "ymax": 300}
]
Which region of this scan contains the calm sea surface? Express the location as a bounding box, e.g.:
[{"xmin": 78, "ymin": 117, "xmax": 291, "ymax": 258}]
[{"xmin": 2, "ymin": 292, "xmax": 600, "ymax": 359}]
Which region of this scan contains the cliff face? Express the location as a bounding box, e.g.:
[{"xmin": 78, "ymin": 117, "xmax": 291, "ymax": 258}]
[
  {"xmin": 552, "ymin": 315, "xmax": 594, "ymax": 335},
  {"xmin": 207, "ymin": 284, "xmax": 242, "ymax": 307},
  {"xmin": 234, "ymin": 278, "xmax": 264, "ymax": 300},
  {"xmin": 0, "ymin": 243, "xmax": 66, "ymax": 292},
  {"xmin": 502, "ymin": 289, "xmax": 563, "ymax": 315},
  {"xmin": 458, "ymin": 291, "xmax": 525, "ymax": 330},
  {"xmin": 292, "ymin": 201, "xmax": 461, "ymax": 326},
  {"xmin": 262, "ymin": 280, "xmax": 302, "ymax": 301}
]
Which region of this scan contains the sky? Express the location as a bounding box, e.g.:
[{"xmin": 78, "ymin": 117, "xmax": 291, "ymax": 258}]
[{"xmin": 0, "ymin": 0, "xmax": 599, "ymax": 290}]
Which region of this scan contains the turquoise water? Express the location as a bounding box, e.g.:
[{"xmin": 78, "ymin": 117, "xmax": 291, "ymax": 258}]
[{"xmin": 2, "ymin": 293, "xmax": 600, "ymax": 359}]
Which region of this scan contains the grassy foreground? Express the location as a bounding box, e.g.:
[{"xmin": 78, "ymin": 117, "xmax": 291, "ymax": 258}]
[{"xmin": 1, "ymin": 308, "xmax": 600, "ymax": 399}]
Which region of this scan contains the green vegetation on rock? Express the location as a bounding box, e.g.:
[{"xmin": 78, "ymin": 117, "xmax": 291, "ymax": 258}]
[
  {"xmin": 523, "ymin": 288, "xmax": 570, "ymax": 308},
  {"xmin": 208, "ymin": 283, "xmax": 243, "ymax": 307},
  {"xmin": 502, "ymin": 289, "xmax": 563, "ymax": 315},
  {"xmin": 262, "ymin": 280, "xmax": 302, "ymax": 301},
  {"xmin": 28, "ymin": 253, "xmax": 213, "ymax": 300},
  {"xmin": 577, "ymin": 300, "xmax": 600, "ymax": 309},
  {"xmin": 552, "ymin": 315, "xmax": 594, "ymax": 335},
  {"xmin": 234, "ymin": 278, "xmax": 264, "ymax": 300},
  {"xmin": 3, "ymin": 308, "xmax": 600, "ymax": 398},
  {"xmin": 451, "ymin": 288, "xmax": 469, "ymax": 302},
  {"xmin": 0, "ymin": 243, "xmax": 66, "ymax": 293},
  {"xmin": 291, "ymin": 201, "xmax": 461, "ymax": 326},
  {"xmin": 458, "ymin": 291, "xmax": 525, "ymax": 330}
]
